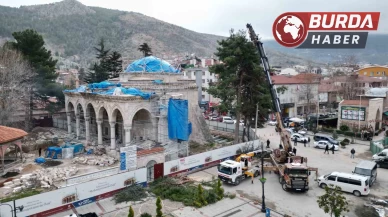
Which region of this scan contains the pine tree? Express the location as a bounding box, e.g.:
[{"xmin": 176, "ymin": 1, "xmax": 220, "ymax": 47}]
[
  {"xmin": 196, "ymin": 184, "xmax": 207, "ymax": 207},
  {"xmin": 138, "ymin": 43, "xmax": 152, "ymax": 57},
  {"xmin": 10, "ymin": 29, "xmax": 60, "ymax": 131},
  {"xmin": 216, "ymin": 179, "xmax": 224, "ymax": 200},
  {"xmin": 128, "ymin": 206, "xmax": 134, "ymax": 217},
  {"xmin": 156, "ymin": 196, "xmax": 163, "ymax": 217},
  {"xmin": 108, "ymin": 51, "xmax": 123, "ymax": 78},
  {"xmin": 207, "ymin": 29, "xmax": 272, "ymax": 143}
]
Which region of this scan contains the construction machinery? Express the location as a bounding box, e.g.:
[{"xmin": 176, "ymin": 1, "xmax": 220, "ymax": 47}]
[
  {"xmin": 217, "ymin": 150, "xmax": 262, "ymax": 185},
  {"xmin": 244, "ymin": 24, "xmax": 318, "ymax": 191}
]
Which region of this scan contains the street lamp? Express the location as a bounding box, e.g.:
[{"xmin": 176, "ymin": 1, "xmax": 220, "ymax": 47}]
[
  {"xmin": 260, "ymin": 142, "xmax": 266, "ymax": 213},
  {"xmin": 0, "ymin": 201, "xmax": 24, "ymax": 217},
  {"xmin": 0, "ymin": 203, "xmax": 13, "ymax": 217}
]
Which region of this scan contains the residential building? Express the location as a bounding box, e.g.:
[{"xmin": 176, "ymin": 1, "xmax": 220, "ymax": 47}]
[
  {"xmin": 183, "ymin": 68, "xmax": 219, "ymax": 103},
  {"xmin": 356, "ymin": 66, "xmax": 388, "ymax": 79},
  {"xmin": 271, "ymin": 74, "xmax": 321, "ymax": 118}
]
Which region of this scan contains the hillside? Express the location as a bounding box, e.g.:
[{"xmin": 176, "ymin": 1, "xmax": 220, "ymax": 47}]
[
  {"xmin": 0, "ymin": 0, "xmax": 314, "ymax": 68},
  {"xmin": 263, "ymin": 34, "xmax": 388, "ymax": 65}
]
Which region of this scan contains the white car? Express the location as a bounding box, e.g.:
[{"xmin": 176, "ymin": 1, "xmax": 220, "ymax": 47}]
[
  {"xmin": 268, "ymin": 120, "xmax": 277, "ymax": 126},
  {"xmin": 233, "ymin": 120, "xmax": 244, "ymax": 126},
  {"xmin": 372, "ymin": 149, "xmax": 388, "ymax": 160},
  {"xmin": 314, "ymin": 140, "xmax": 339, "ymax": 151},
  {"xmin": 222, "ymin": 116, "xmax": 234, "ymax": 124},
  {"xmin": 291, "ymin": 133, "xmax": 309, "ymax": 142},
  {"xmin": 286, "ymin": 128, "xmax": 294, "ymax": 134},
  {"xmin": 209, "ymin": 115, "xmax": 219, "ymax": 121}
]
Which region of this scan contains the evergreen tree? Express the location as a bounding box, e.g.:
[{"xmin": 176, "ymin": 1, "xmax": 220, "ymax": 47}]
[
  {"xmin": 10, "ymin": 29, "xmax": 61, "ymax": 131},
  {"xmin": 216, "ymin": 179, "xmax": 224, "ymax": 200},
  {"xmin": 138, "ymin": 43, "xmax": 152, "ymax": 57},
  {"xmin": 108, "ymin": 51, "xmax": 123, "ymax": 78},
  {"xmin": 156, "ymin": 196, "xmax": 163, "ymax": 217},
  {"xmin": 128, "ymin": 206, "xmax": 134, "ymax": 217},
  {"xmin": 207, "ymin": 29, "xmax": 271, "ymax": 143}
]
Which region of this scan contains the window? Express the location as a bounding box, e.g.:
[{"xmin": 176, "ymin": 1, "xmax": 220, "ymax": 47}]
[
  {"xmin": 233, "ymin": 168, "xmax": 237, "ymax": 174},
  {"xmin": 371, "ymin": 72, "xmax": 374, "ymax": 76},
  {"xmin": 202, "ymin": 71, "xmax": 205, "ymax": 76},
  {"xmin": 210, "ymin": 79, "xmax": 213, "ymax": 83},
  {"xmin": 207, "ymin": 79, "xmax": 209, "ymax": 82},
  {"xmin": 105, "ymin": 127, "xmax": 108, "ymax": 135},
  {"xmin": 202, "ymin": 95, "xmax": 205, "ymax": 99},
  {"xmin": 328, "ymin": 176, "xmax": 336, "ymax": 181},
  {"xmin": 348, "ymin": 179, "xmax": 361, "ymax": 186},
  {"xmin": 202, "ymin": 79, "xmax": 205, "ymax": 83},
  {"xmin": 337, "ymin": 177, "xmax": 349, "ymax": 183}
]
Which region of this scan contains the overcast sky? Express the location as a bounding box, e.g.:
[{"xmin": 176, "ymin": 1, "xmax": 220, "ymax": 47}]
[{"xmin": 0, "ymin": 0, "xmax": 386, "ymax": 39}]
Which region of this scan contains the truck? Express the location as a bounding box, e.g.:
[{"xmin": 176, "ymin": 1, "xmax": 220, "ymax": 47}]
[{"xmin": 217, "ymin": 151, "xmax": 262, "ymax": 185}]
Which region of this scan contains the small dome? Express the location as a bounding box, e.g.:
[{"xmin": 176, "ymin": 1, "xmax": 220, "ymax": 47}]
[{"xmin": 125, "ymin": 56, "xmax": 180, "ymax": 73}]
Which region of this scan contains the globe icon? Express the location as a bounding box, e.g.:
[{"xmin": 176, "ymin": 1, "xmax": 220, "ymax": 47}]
[{"xmin": 274, "ymin": 15, "xmax": 305, "ymax": 46}]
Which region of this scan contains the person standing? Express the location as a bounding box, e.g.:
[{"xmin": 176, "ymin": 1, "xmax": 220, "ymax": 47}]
[
  {"xmin": 331, "ymin": 145, "xmax": 335, "ymax": 154},
  {"xmin": 38, "ymin": 147, "xmax": 42, "ymax": 157},
  {"xmin": 351, "ymin": 148, "xmax": 356, "ymax": 159},
  {"xmin": 267, "ymin": 139, "xmax": 270, "ymax": 148},
  {"xmin": 303, "ymin": 139, "xmax": 307, "ymax": 147},
  {"xmin": 294, "ymin": 139, "xmax": 297, "ymax": 147},
  {"xmin": 324, "ymin": 144, "xmax": 329, "ymax": 154},
  {"xmin": 293, "ymin": 147, "xmax": 297, "ymax": 155}
]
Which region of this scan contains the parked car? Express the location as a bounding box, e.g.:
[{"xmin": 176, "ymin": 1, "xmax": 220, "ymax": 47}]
[
  {"xmin": 291, "ymin": 133, "xmax": 309, "ymax": 142},
  {"xmin": 268, "ymin": 120, "xmax": 277, "ymax": 126},
  {"xmin": 317, "ymin": 172, "xmax": 370, "ymax": 196},
  {"xmin": 209, "ymin": 115, "xmax": 219, "ymax": 121},
  {"xmin": 314, "ymin": 133, "xmax": 339, "ymax": 145},
  {"xmin": 353, "ymin": 160, "xmax": 377, "ymax": 186},
  {"xmin": 221, "ymin": 116, "xmax": 234, "ymax": 124},
  {"xmin": 314, "ymin": 140, "xmax": 339, "ymax": 151},
  {"xmin": 372, "ymin": 149, "xmax": 388, "ymax": 160},
  {"xmin": 286, "ymin": 128, "xmax": 294, "ymax": 134},
  {"xmin": 375, "ymin": 158, "xmax": 388, "ymax": 168}
]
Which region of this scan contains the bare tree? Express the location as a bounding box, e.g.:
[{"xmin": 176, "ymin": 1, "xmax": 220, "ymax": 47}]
[
  {"xmin": 343, "ymin": 55, "xmax": 359, "ymax": 73},
  {"xmin": 297, "ymin": 74, "xmax": 319, "ymax": 119},
  {"xmin": 0, "ymin": 46, "xmax": 34, "ymax": 126}
]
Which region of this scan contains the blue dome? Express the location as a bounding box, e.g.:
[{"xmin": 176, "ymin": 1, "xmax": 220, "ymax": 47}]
[{"xmin": 124, "ymin": 56, "xmax": 180, "ymax": 73}]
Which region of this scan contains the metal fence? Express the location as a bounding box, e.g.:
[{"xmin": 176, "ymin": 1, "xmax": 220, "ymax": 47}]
[
  {"xmin": 207, "ymin": 124, "xmax": 257, "ymax": 141},
  {"xmin": 370, "ymin": 138, "xmax": 388, "ymax": 155}
]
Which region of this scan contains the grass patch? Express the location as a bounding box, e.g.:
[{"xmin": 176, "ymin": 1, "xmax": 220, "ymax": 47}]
[
  {"xmin": 149, "ymin": 177, "xmax": 222, "ymax": 207},
  {"xmin": 113, "ymin": 184, "xmax": 148, "ymax": 204},
  {"xmin": 0, "ymin": 189, "xmax": 42, "ymax": 203}
]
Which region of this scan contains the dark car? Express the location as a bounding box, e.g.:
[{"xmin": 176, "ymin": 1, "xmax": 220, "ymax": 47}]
[{"xmin": 376, "ymin": 158, "xmax": 388, "ymax": 169}]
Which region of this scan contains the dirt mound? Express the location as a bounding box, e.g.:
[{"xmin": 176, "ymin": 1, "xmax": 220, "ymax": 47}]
[
  {"xmin": 41, "ymin": 160, "xmax": 63, "ymax": 167},
  {"xmin": 22, "ymin": 164, "xmax": 41, "ymax": 173}
]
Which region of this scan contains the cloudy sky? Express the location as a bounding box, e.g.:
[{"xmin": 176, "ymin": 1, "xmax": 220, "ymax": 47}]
[{"xmin": 0, "ymin": 0, "xmax": 386, "ymax": 38}]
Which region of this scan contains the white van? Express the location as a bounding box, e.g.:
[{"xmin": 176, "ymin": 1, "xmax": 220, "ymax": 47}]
[
  {"xmin": 372, "ymin": 149, "xmax": 388, "ymax": 160},
  {"xmin": 318, "ymin": 172, "xmax": 370, "ymax": 196}
]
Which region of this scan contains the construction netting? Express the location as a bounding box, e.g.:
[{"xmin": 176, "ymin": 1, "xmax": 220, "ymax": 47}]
[
  {"xmin": 88, "ymin": 81, "xmax": 121, "ymax": 89},
  {"xmin": 167, "ymin": 98, "xmax": 192, "ymax": 141},
  {"xmin": 95, "ymin": 87, "xmax": 154, "ymax": 99},
  {"xmin": 124, "ymin": 56, "xmax": 180, "ymax": 73}
]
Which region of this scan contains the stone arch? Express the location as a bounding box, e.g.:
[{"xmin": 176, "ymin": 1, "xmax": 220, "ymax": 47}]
[
  {"xmin": 131, "ymin": 108, "xmax": 154, "ymax": 141},
  {"xmin": 376, "ymin": 108, "xmax": 381, "ymax": 130},
  {"xmin": 76, "ymin": 103, "xmax": 86, "ymax": 139},
  {"xmin": 146, "ymin": 160, "xmax": 157, "ymax": 182},
  {"xmin": 112, "ymin": 108, "xmax": 124, "ymax": 146},
  {"xmin": 97, "ymin": 106, "xmax": 110, "ymax": 142},
  {"xmin": 66, "ymin": 101, "xmax": 75, "ymax": 113},
  {"xmin": 86, "ymin": 103, "xmax": 98, "ymax": 142}
]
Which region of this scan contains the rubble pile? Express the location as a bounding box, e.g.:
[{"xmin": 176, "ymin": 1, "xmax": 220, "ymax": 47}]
[
  {"xmin": 72, "ymin": 155, "xmax": 116, "ymax": 167},
  {"xmin": 365, "ymin": 198, "xmax": 388, "ymax": 217},
  {"xmin": 22, "ymin": 127, "xmax": 70, "ymax": 151},
  {"xmin": 33, "ymin": 166, "xmax": 78, "ymax": 188},
  {"xmin": 2, "ymin": 174, "xmax": 38, "ymax": 193}
]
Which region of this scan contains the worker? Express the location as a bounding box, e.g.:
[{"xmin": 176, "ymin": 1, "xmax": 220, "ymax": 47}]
[
  {"xmin": 294, "ymin": 139, "xmax": 297, "ymax": 146},
  {"xmin": 279, "ymin": 144, "xmax": 283, "ymax": 149},
  {"xmin": 38, "ymin": 147, "xmax": 42, "ymax": 157},
  {"xmin": 292, "ymin": 147, "xmax": 297, "ymax": 155},
  {"xmin": 303, "ymin": 139, "xmax": 307, "ymax": 147},
  {"xmin": 324, "ymin": 144, "xmax": 329, "ymax": 154},
  {"xmin": 266, "ymin": 139, "xmax": 270, "ymax": 148},
  {"xmin": 331, "ymin": 145, "xmax": 335, "ymax": 154},
  {"xmin": 251, "ymin": 175, "xmax": 254, "ymax": 184},
  {"xmin": 350, "ymin": 148, "xmax": 356, "ymax": 159}
]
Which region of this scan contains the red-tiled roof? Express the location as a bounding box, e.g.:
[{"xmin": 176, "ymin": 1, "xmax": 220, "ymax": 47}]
[
  {"xmin": 0, "ymin": 126, "xmax": 28, "ymax": 144},
  {"xmin": 137, "ymin": 147, "xmax": 164, "ymax": 156},
  {"xmin": 340, "ymin": 100, "xmax": 369, "ymax": 106},
  {"xmin": 330, "ymin": 75, "xmax": 384, "ymax": 83},
  {"xmin": 271, "ymin": 75, "xmax": 319, "ymax": 85},
  {"xmin": 318, "ymin": 83, "xmax": 343, "ymax": 93}
]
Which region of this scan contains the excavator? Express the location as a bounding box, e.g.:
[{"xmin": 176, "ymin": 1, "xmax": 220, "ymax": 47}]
[{"xmin": 242, "ymin": 24, "xmax": 318, "ymax": 191}]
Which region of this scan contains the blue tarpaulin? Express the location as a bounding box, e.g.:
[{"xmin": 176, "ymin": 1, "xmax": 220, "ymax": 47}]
[
  {"xmin": 46, "ymin": 147, "xmax": 62, "ymax": 159},
  {"xmin": 168, "ymin": 98, "xmax": 190, "ymax": 141},
  {"xmin": 63, "ymin": 143, "xmax": 84, "ymax": 155},
  {"xmin": 125, "ymin": 56, "xmax": 180, "ymax": 73},
  {"xmin": 35, "ymin": 157, "xmax": 46, "ymax": 164},
  {"xmin": 88, "ymin": 81, "xmax": 121, "ymax": 89},
  {"xmin": 153, "ymin": 80, "xmax": 163, "ymax": 84},
  {"xmin": 63, "ymin": 85, "xmax": 87, "ymax": 93},
  {"xmin": 95, "ymin": 87, "xmax": 154, "ymax": 100}
]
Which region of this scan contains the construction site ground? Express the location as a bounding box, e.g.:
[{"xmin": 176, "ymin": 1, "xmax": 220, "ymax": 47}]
[{"xmin": 187, "ymin": 125, "xmax": 388, "ymax": 217}]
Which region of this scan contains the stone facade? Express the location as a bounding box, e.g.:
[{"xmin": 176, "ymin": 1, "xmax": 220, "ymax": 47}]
[{"xmin": 64, "ymin": 72, "xmax": 213, "ymax": 155}]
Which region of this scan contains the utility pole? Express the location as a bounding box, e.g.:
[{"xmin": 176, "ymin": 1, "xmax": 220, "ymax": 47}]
[
  {"xmin": 359, "ymin": 95, "xmax": 362, "ymax": 132},
  {"xmin": 260, "ymin": 142, "xmax": 266, "ymax": 213},
  {"xmin": 255, "ymin": 103, "xmax": 259, "ymax": 140}
]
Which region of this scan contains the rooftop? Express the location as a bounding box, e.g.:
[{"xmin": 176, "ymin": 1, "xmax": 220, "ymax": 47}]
[
  {"xmin": 0, "ymin": 126, "xmax": 28, "ymax": 144},
  {"xmin": 124, "ymin": 56, "xmax": 180, "ymax": 73},
  {"xmin": 271, "ymin": 74, "xmax": 320, "ymax": 85}
]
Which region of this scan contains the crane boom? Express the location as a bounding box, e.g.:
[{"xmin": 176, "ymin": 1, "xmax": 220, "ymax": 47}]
[{"xmin": 246, "ymin": 23, "xmax": 292, "ymax": 163}]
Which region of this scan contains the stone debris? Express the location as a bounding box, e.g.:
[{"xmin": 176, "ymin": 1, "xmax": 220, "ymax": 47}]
[
  {"xmin": 2, "ymin": 173, "xmax": 39, "ymax": 192},
  {"xmin": 72, "ymin": 154, "xmax": 116, "ymax": 167}
]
